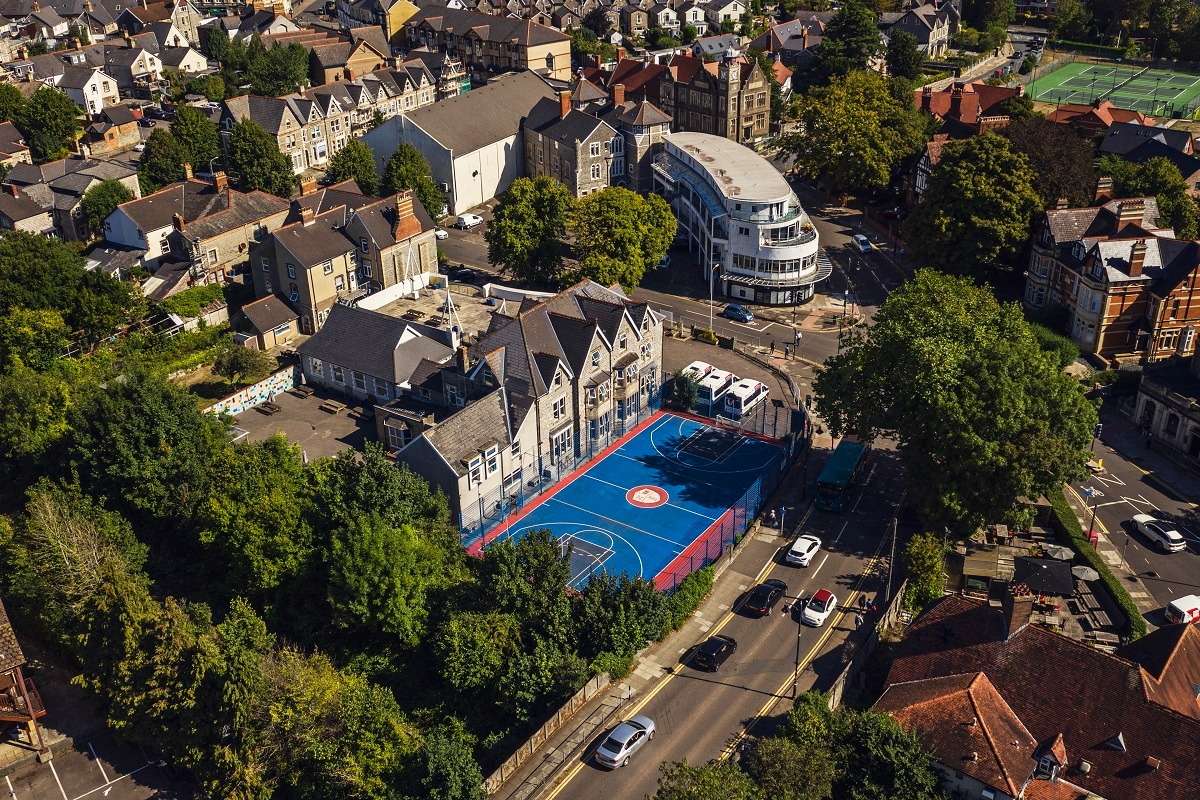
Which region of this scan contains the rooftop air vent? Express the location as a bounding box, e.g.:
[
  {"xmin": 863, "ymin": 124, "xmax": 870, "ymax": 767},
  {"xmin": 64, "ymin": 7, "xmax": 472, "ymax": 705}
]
[{"xmin": 1078, "ymin": 760, "xmax": 1092, "ymax": 774}]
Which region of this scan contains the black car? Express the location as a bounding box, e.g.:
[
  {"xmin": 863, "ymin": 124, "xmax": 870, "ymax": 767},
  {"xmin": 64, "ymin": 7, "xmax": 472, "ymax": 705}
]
[
  {"xmin": 743, "ymin": 579, "xmax": 788, "ymax": 617},
  {"xmin": 693, "ymin": 634, "xmax": 737, "ymax": 671}
]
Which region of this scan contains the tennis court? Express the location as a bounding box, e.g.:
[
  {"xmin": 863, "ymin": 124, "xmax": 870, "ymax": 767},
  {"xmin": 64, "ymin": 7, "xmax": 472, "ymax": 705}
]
[
  {"xmin": 471, "ymin": 412, "xmax": 785, "ymax": 590},
  {"xmin": 1027, "ymin": 61, "xmax": 1200, "ymax": 118}
]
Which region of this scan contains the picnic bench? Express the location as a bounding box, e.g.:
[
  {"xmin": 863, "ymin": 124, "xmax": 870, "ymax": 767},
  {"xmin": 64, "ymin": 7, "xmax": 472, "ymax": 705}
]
[
  {"xmin": 291, "ymin": 385, "xmax": 315, "ymax": 398},
  {"xmin": 260, "ymin": 401, "xmax": 283, "ymax": 415},
  {"xmin": 319, "ymin": 399, "xmax": 346, "ymax": 414}
]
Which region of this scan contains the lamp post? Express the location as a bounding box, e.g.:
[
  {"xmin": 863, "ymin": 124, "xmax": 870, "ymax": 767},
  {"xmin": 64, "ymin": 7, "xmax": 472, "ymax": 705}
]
[
  {"xmin": 1084, "ymin": 486, "xmax": 1102, "ymax": 539},
  {"xmin": 708, "ymin": 262, "xmax": 719, "ymax": 334},
  {"xmin": 843, "ymin": 288, "xmax": 849, "ymax": 318},
  {"xmin": 791, "ymin": 594, "xmax": 804, "ymax": 698}
]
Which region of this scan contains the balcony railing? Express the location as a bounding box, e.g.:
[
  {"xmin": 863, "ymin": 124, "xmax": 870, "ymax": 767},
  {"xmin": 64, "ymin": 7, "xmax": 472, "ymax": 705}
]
[{"xmin": 0, "ymin": 675, "xmax": 46, "ymax": 721}]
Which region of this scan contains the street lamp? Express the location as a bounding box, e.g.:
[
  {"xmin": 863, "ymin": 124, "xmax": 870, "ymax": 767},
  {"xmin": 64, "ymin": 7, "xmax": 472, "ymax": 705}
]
[
  {"xmin": 842, "ymin": 288, "xmax": 849, "ymax": 318},
  {"xmin": 708, "ymin": 262, "xmax": 719, "ymax": 334},
  {"xmin": 1083, "ymin": 486, "xmax": 1102, "ymax": 540}
]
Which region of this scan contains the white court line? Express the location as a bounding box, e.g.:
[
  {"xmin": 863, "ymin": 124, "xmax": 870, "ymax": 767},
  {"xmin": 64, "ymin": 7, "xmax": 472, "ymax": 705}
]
[
  {"xmin": 48, "ymin": 761, "xmax": 68, "ymax": 800},
  {"xmin": 810, "ymin": 553, "xmax": 829, "ymax": 579},
  {"xmin": 545, "ymin": 497, "xmax": 686, "ymax": 549},
  {"xmin": 579, "ymin": 474, "xmax": 719, "ymax": 522},
  {"xmin": 833, "ymin": 521, "xmax": 849, "ymax": 543},
  {"xmin": 87, "ymin": 742, "xmax": 109, "ymax": 785}
]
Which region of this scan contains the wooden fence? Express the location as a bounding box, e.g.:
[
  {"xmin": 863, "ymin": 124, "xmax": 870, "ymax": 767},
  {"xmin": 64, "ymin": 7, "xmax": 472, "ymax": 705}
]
[{"xmin": 482, "ymin": 673, "xmax": 611, "ymax": 795}]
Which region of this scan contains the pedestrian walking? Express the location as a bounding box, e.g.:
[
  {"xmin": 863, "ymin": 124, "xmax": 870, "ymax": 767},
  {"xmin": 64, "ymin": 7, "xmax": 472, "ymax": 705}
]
[
  {"xmin": 858, "ymin": 595, "xmax": 866, "ymax": 611},
  {"xmin": 784, "ymin": 344, "xmax": 791, "ymax": 360},
  {"xmin": 1146, "ymin": 432, "xmax": 1154, "ymax": 448},
  {"xmin": 868, "ymin": 601, "xmax": 878, "ymax": 615},
  {"xmin": 768, "ymin": 508, "xmax": 777, "ymax": 526},
  {"xmin": 854, "ymin": 613, "xmax": 864, "ymax": 630},
  {"xmin": 770, "ymin": 341, "xmax": 776, "ymax": 354}
]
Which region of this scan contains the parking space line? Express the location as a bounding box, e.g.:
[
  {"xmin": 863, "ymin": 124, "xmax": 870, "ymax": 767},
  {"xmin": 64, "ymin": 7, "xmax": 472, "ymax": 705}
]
[
  {"xmin": 48, "ymin": 760, "xmax": 69, "ymax": 800},
  {"xmin": 6, "ymin": 774, "xmax": 15, "ymax": 799},
  {"xmin": 87, "ymin": 742, "xmax": 109, "ymax": 785},
  {"xmin": 72, "ymin": 762, "xmax": 157, "ymax": 800}
]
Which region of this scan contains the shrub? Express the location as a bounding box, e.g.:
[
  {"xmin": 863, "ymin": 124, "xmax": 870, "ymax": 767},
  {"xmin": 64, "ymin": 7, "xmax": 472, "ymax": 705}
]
[
  {"xmin": 662, "ymin": 566, "xmax": 714, "ymax": 635},
  {"xmin": 591, "ymin": 651, "xmax": 635, "ymax": 681},
  {"xmin": 1029, "ymin": 323, "xmax": 1080, "ymax": 368},
  {"xmin": 694, "ymin": 328, "xmax": 718, "ymax": 344},
  {"xmin": 157, "ymin": 284, "xmax": 227, "ymax": 319},
  {"xmin": 1046, "ymin": 487, "xmax": 1146, "ymax": 640}
]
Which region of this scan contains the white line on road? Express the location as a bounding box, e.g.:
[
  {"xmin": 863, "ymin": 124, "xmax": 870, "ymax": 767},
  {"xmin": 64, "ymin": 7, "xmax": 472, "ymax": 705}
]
[
  {"xmin": 834, "ymin": 522, "xmax": 849, "ymax": 542},
  {"xmin": 7, "ymin": 774, "xmax": 16, "ymax": 799},
  {"xmin": 87, "ymin": 742, "xmax": 109, "ymax": 785},
  {"xmin": 48, "ymin": 761, "xmax": 68, "ymax": 800},
  {"xmin": 72, "ymin": 762, "xmax": 158, "ymax": 800},
  {"xmin": 810, "ymin": 553, "xmax": 830, "ymax": 579}
]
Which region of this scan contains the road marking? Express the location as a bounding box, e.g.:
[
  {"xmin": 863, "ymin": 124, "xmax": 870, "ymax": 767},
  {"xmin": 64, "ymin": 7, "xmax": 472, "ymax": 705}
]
[
  {"xmin": 48, "ymin": 761, "xmax": 68, "ymax": 800},
  {"xmin": 6, "ymin": 774, "xmax": 16, "ymax": 800},
  {"xmin": 87, "ymin": 742, "xmax": 109, "ymax": 785},
  {"xmin": 833, "ymin": 521, "xmax": 849, "ymax": 543},
  {"xmin": 72, "ymin": 762, "xmax": 159, "ymax": 800},
  {"xmin": 1095, "ymin": 473, "xmax": 1127, "ymax": 488},
  {"xmin": 810, "ymin": 553, "xmax": 829, "ymax": 579}
]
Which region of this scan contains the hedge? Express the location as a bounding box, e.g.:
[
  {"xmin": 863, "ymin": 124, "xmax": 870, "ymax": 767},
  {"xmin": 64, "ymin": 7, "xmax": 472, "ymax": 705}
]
[
  {"xmin": 1046, "ymin": 487, "xmax": 1147, "ymax": 640},
  {"xmin": 662, "ymin": 566, "xmax": 715, "ymax": 635},
  {"xmin": 1029, "ymin": 323, "xmax": 1080, "ymax": 369}
]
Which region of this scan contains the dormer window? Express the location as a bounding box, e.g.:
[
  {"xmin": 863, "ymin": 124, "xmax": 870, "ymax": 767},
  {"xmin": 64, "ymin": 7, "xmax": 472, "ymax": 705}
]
[{"xmin": 1072, "ymin": 241, "xmax": 1086, "ymax": 260}]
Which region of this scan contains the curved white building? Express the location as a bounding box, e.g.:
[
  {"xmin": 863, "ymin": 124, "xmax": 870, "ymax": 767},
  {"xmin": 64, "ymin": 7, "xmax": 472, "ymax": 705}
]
[{"xmin": 653, "ymin": 132, "xmax": 831, "ymax": 305}]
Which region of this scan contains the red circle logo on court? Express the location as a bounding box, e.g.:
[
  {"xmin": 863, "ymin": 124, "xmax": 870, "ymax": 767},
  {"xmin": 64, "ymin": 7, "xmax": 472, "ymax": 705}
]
[{"xmin": 626, "ymin": 485, "xmax": 669, "ymax": 508}]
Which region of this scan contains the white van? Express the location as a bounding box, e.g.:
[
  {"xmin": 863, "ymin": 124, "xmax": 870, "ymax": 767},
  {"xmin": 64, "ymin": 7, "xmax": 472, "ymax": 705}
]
[
  {"xmin": 724, "ymin": 379, "xmax": 769, "ymax": 419},
  {"xmin": 681, "ymin": 361, "xmax": 713, "ymax": 383},
  {"xmin": 1165, "ymin": 594, "xmax": 1200, "ymax": 625},
  {"xmin": 455, "ymin": 213, "xmax": 484, "ymax": 229},
  {"xmin": 698, "ymin": 368, "xmax": 736, "ymax": 413}
]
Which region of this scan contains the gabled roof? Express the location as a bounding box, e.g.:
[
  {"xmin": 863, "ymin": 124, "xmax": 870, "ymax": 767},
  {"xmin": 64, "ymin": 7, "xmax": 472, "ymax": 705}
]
[
  {"xmin": 0, "ymin": 121, "xmax": 28, "ymax": 158},
  {"xmin": 1119, "ymin": 624, "xmax": 1200, "ymax": 721},
  {"xmin": 692, "ymin": 32, "xmax": 739, "ymax": 55},
  {"xmin": 525, "ymin": 98, "xmax": 613, "ymax": 145},
  {"xmin": 348, "ymin": 192, "xmax": 434, "ymax": 248},
  {"xmin": 223, "ymin": 94, "xmax": 302, "ymax": 136},
  {"xmin": 406, "ymin": 5, "xmax": 570, "ymax": 47},
  {"xmin": 915, "ymin": 80, "xmax": 1022, "ymax": 128},
  {"xmin": 179, "ymin": 189, "xmax": 289, "ymax": 241},
  {"xmin": 298, "ymin": 303, "xmax": 454, "ymax": 383},
  {"xmin": 0, "ymin": 597, "xmax": 27, "ymax": 674},
  {"xmin": 0, "ymin": 185, "xmax": 51, "ymax": 225},
  {"xmin": 114, "ymin": 179, "xmax": 260, "ymax": 233},
  {"xmin": 1047, "ymin": 99, "xmax": 1153, "ymax": 131},
  {"xmin": 1043, "ymin": 197, "xmax": 1166, "ymax": 245},
  {"xmin": 606, "ymin": 99, "xmax": 672, "ymax": 126},
  {"xmin": 241, "ymin": 294, "xmax": 298, "ymax": 334},
  {"xmin": 274, "ymin": 207, "xmax": 356, "ymax": 267},
  {"xmin": 294, "ymin": 180, "xmax": 377, "ymax": 217},
  {"xmin": 1099, "ymin": 122, "xmax": 1192, "ymax": 157},
  {"xmin": 422, "ymin": 388, "xmax": 512, "ymax": 475},
  {"xmin": 56, "ymin": 64, "xmax": 103, "ymax": 89}
]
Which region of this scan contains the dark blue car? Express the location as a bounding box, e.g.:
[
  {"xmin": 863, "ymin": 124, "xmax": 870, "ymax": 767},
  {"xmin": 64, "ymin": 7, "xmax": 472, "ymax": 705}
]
[{"xmin": 722, "ymin": 304, "xmax": 754, "ymax": 323}]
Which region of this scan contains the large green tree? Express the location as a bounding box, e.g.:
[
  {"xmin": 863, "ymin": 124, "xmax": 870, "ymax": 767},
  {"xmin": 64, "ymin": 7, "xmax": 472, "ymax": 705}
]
[
  {"xmin": 139, "ymin": 128, "xmax": 188, "ymax": 191},
  {"xmin": 806, "ymin": 0, "xmax": 883, "ymax": 84},
  {"xmin": 248, "ymin": 41, "xmax": 310, "ymax": 96},
  {"xmin": 784, "ymin": 70, "xmax": 928, "ymax": 198},
  {"xmin": 13, "ymin": 87, "xmax": 82, "ymax": 162},
  {"xmin": 902, "ymin": 133, "xmax": 1040, "ymax": 275},
  {"xmin": 382, "ymin": 142, "xmax": 444, "ymax": 218},
  {"xmin": 226, "ymin": 118, "xmax": 295, "ymax": 198},
  {"xmin": 1100, "ymin": 154, "xmax": 1199, "ymax": 239},
  {"xmin": 212, "ymin": 341, "xmax": 273, "ymax": 387},
  {"xmin": 901, "ymin": 532, "xmax": 946, "ymax": 612},
  {"xmin": 815, "ymin": 270, "xmax": 1097, "ymax": 528},
  {"xmin": 81, "ymin": 179, "xmax": 133, "ymax": 238},
  {"xmin": 326, "ymin": 139, "xmax": 379, "ymax": 195},
  {"xmin": 652, "ymin": 759, "xmax": 762, "ymax": 800},
  {"xmin": 1001, "ymin": 117, "xmax": 1097, "ymax": 209},
  {"xmin": 0, "ymin": 82, "xmax": 24, "ymax": 122},
  {"xmin": 485, "ymin": 176, "xmax": 571, "ymax": 285},
  {"xmin": 569, "ymin": 187, "xmax": 676, "ymax": 291},
  {"xmin": 171, "ymin": 105, "xmax": 221, "ymax": 171},
  {"xmin": 885, "ymin": 30, "xmax": 923, "ymax": 81}
]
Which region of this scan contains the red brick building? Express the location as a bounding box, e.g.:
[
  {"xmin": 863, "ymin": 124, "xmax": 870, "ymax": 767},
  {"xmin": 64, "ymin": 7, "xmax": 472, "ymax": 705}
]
[{"xmin": 914, "ymin": 80, "xmax": 1024, "ymax": 137}]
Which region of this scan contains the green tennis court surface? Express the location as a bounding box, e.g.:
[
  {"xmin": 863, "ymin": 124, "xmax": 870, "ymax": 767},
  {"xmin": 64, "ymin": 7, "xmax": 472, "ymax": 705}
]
[{"xmin": 1026, "ymin": 61, "xmax": 1200, "ymax": 118}]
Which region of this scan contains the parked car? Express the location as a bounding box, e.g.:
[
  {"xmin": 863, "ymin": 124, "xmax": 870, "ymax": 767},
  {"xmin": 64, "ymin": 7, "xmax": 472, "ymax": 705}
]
[
  {"xmin": 594, "ymin": 716, "xmax": 656, "ymax": 768},
  {"xmin": 1132, "ymin": 514, "xmax": 1186, "ymax": 552},
  {"xmin": 721, "ymin": 304, "xmax": 754, "ymax": 323},
  {"xmin": 744, "ymin": 579, "xmax": 788, "ymax": 617},
  {"xmin": 133, "ymin": 143, "xmax": 146, "ymax": 152},
  {"xmin": 801, "ymin": 589, "xmax": 838, "ymax": 627},
  {"xmin": 693, "ymin": 634, "xmax": 737, "ymax": 671},
  {"xmin": 786, "ymin": 534, "xmax": 822, "ymax": 567},
  {"xmin": 434, "ymin": 228, "xmax": 448, "ymax": 240},
  {"xmin": 880, "ymin": 206, "xmax": 908, "ymax": 220},
  {"xmin": 447, "ymin": 266, "xmax": 485, "ymax": 283},
  {"xmin": 139, "ymin": 118, "xmax": 156, "ymax": 127},
  {"xmin": 455, "ymin": 213, "xmax": 484, "ymax": 229},
  {"xmin": 851, "ymin": 234, "xmax": 872, "ymax": 253}
]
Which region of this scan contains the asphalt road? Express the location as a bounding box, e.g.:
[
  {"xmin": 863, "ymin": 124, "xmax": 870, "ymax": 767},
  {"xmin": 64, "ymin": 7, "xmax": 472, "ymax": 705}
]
[
  {"xmin": 539, "ymin": 448, "xmax": 908, "ymax": 800},
  {"xmin": 1071, "ymin": 419, "xmax": 1200, "ymax": 617}
]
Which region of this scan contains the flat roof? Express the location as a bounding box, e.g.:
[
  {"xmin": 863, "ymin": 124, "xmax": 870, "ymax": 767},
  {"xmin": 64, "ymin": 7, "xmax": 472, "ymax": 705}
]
[{"xmin": 665, "ymin": 131, "xmax": 792, "ymax": 202}]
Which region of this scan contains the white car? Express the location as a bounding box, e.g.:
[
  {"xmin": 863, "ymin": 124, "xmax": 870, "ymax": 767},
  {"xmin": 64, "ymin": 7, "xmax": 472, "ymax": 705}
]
[
  {"xmin": 434, "ymin": 228, "xmax": 448, "ymax": 240},
  {"xmin": 594, "ymin": 716, "xmax": 655, "ymax": 768},
  {"xmin": 851, "ymin": 234, "xmax": 872, "ymax": 253},
  {"xmin": 786, "ymin": 534, "xmax": 821, "ymax": 567},
  {"xmin": 801, "ymin": 589, "xmax": 837, "ymax": 627},
  {"xmin": 133, "ymin": 143, "xmax": 146, "ymax": 152},
  {"xmin": 1133, "ymin": 514, "xmax": 1186, "ymax": 552}
]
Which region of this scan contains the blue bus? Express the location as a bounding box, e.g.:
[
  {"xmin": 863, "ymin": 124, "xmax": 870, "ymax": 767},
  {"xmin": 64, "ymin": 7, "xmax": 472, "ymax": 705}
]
[{"xmin": 814, "ymin": 439, "xmax": 870, "ymax": 512}]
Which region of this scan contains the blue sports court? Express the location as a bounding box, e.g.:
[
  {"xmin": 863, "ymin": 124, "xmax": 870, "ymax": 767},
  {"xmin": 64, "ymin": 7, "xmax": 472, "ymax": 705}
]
[{"xmin": 473, "ymin": 412, "xmax": 785, "ymax": 589}]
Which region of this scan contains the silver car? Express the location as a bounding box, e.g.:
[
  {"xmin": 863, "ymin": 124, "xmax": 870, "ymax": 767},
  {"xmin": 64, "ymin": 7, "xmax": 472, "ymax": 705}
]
[
  {"xmin": 1133, "ymin": 513, "xmax": 1186, "ymax": 552},
  {"xmin": 594, "ymin": 715, "xmax": 656, "ymax": 768}
]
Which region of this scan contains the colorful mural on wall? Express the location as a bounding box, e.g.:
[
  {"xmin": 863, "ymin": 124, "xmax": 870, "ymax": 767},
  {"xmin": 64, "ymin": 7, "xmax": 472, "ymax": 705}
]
[{"xmin": 205, "ymin": 366, "xmax": 300, "ymax": 417}]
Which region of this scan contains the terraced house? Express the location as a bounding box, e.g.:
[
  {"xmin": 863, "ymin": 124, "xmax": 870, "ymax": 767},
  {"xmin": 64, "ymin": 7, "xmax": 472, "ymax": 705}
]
[{"xmin": 403, "ymin": 5, "xmax": 571, "ymax": 81}]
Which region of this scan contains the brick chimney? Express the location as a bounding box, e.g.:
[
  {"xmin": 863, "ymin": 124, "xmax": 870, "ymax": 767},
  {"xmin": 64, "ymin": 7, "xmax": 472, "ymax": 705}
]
[
  {"xmin": 559, "ymin": 89, "xmax": 571, "ymax": 119},
  {"xmin": 300, "ymin": 179, "xmax": 317, "ymax": 196},
  {"xmin": 801, "ymin": 29, "xmax": 809, "ymax": 49},
  {"xmin": 617, "ymin": 46, "xmax": 626, "ymax": 62},
  {"xmin": 612, "ymin": 82, "xmax": 625, "ymax": 106},
  {"xmin": 124, "ymin": 31, "xmax": 133, "ymax": 49},
  {"xmin": 1095, "ymin": 175, "xmax": 1113, "ymax": 202},
  {"xmin": 31, "ymin": 1, "xmax": 38, "ymax": 12},
  {"xmin": 949, "ymin": 82, "xmax": 964, "ymax": 118},
  {"xmin": 6, "ymin": 184, "xmax": 18, "ymax": 197},
  {"xmin": 182, "ymin": 161, "xmax": 193, "ymax": 180},
  {"xmin": 1129, "ymin": 239, "xmax": 1147, "ymax": 277},
  {"xmin": 172, "ymin": 212, "xmax": 184, "ymax": 232},
  {"xmin": 346, "ymin": 68, "xmax": 354, "ymax": 80},
  {"xmin": 300, "ymin": 205, "xmax": 315, "ymax": 224},
  {"xmin": 1000, "ymin": 582, "xmax": 1034, "ymax": 641},
  {"xmin": 392, "ymin": 190, "xmax": 421, "ymax": 240},
  {"xmin": 1054, "ymin": 197, "xmax": 1069, "ymax": 209},
  {"xmin": 1116, "ymin": 199, "xmax": 1145, "ymax": 229},
  {"xmin": 456, "ymin": 345, "xmax": 469, "ymax": 372},
  {"xmin": 212, "ymin": 171, "xmax": 228, "ymax": 192}
]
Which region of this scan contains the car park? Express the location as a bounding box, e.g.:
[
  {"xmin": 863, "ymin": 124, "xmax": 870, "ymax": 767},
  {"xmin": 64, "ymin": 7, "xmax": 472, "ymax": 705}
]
[
  {"xmin": 434, "ymin": 228, "xmax": 448, "ymax": 240},
  {"xmin": 743, "ymin": 579, "xmax": 788, "ymax": 616},
  {"xmin": 801, "ymin": 589, "xmax": 838, "ymax": 627},
  {"xmin": 593, "ymin": 716, "xmax": 656, "ymax": 768},
  {"xmin": 693, "ymin": 634, "xmax": 737, "ymax": 671},
  {"xmin": 455, "ymin": 213, "xmax": 484, "ymax": 229},
  {"xmin": 851, "ymin": 234, "xmax": 872, "ymax": 252},
  {"xmin": 786, "ymin": 534, "xmax": 822, "ymax": 567},
  {"xmin": 1132, "ymin": 514, "xmax": 1186, "ymax": 552},
  {"xmin": 721, "ymin": 304, "xmax": 754, "ymax": 323}
]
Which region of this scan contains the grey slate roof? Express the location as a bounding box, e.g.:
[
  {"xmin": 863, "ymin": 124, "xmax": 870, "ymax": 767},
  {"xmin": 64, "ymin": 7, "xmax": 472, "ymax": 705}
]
[
  {"xmin": 58, "ymin": 64, "xmax": 100, "ymax": 88},
  {"xmin": 350, "ymin": 193, "xmax": 435, "ymax": 247},
  {"xmin": 116, "ymin": 179, "xmax": 247, "ymax": 232},
  {"xmin": 525, "ymin": 98, "xmax": 613, "ymax": 145},
  {"xmin": 422, "ymin": 388, "xmax": 511, "ymax": 475},
  {"xmin": 274, "ymin": 208, "xmax": 357, "ymax": 267},
  {"xmin": 182, "ymin": 190, "xmax": 289, "ymax": 240},
  {"xmin": 1043, "ymin": 197, "xmax": 1164, "ymax": 244},
  {"xmin": 692, "ymin": 33, "xmax": 739, "ymax": 55},
  {"xmin": 407, "ymin": 4, "xmax": 570, "ymax": 47},
  {"xmin": 0, "ymin": 186, "xmax": 50, "ymax": 225},
  {"xmin": 1099, "ymin": 122, "xmax": 1194, "ymax": 157},
  {"xmin": 294, "ymin": 180, "xmax": 377, "ymax": 218},
  {"xmin": 404, "ymin": 69, "xmax": 557, "ymax": 155},
  {"xmin": 241, "ymin": 294, "xmax": 298, "ymax": 333},
  {"xmin": 298, "ymin": 303, "xmax": 453, "ymax": 383}
]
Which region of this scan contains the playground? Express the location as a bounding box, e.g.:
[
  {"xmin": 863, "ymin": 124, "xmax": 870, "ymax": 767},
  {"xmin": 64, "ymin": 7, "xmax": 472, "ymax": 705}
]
[{"xmin": 1026, "ymin": 61, "xmax": 1200, "ymax": 118}]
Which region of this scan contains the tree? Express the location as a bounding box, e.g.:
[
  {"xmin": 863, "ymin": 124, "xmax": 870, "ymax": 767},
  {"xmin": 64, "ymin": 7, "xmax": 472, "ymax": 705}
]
[
  {"xmin": 0, "ymin": 307, "xmax": 70, "ymax": 372},
  {"xmin": 67, "ymin": 24, "xmax": 90, "ymax": 46},
  {"xmin": 383, "ymin": 142, "xmax": 444, "ymax": 218},
  {"xmin": 902, "ymin": 133, "xmax": 1040, "ymax": 275},
  {"xmin": 681, "ymin": 23, "xmax": 698, "ymax": 43},
  {"xmin": 0, "ymin": 365, "xmax": 72, "ymax": 463},
  {"xmin": 835, "ymin": 708, "xmax": 945, "ymax": 800},
  {"xmin": 139, "ymin": 128, "xmax": 188, "ymax": 191},
  {"xmin": 326, "ymin": 139, "xmax": 379, "ymax": 196},
  {"xmin": 0, "ymin": 83, "xmax": 24, "ymax": 122},
  {"xmin": 806, "ymin": 0, "xmax": 883, "ymax": 83},
  {"xmin": 1101, "ymin": 154, "xmax": 1199, "ymax": 239},
  {"xmin": 652, "ymin": 759, "xmax": 762, "ymax": 800},
  {"xmin": 1053, "ymin": 0, "xmax": 1092, "ymax": 40},
  {"xmin": 81, "ymin": 179, "xmax": 133, "ymax": 238},
  {"xmin": 434, "ymin": 611, "xmax": 519, "ymax": 691},
  {"xmin": 248, "ymin": 41, "xmax": 310, "ymax": 96},
  {"xmin": 171, "ymin": 105, "xmax": 221, "ymax": 169},
  {"xmin": 419, "ymin": 719, "xmax": 486, "ymax": 800},
  {"xmin": 205, "ymin": 25, "xmax": 231, "ymax": 62},
  {"xmin": 485, "ymin": 176, "xmax": 571, "ymax": 284},
  {"xmin": 886, "ymin": 30, "xmax": 923, "ymax": 80},
  {"xmin": 569, "ymin": 187, "xmax": 676, "ymax": 291},
  {"xmin": 582, "ymin": 6, "xmax": 612, "ymax": 37},
  {"xmin": 814, "ymin": 270, "xmax": 1097, "ymax": 528},
  {"xmin": 743, "ymin": 737, "xmax": 831, "ymax": 800},
  {"xmin": 186, "ymin": 74, "xmax": 226, "ymax": 102},
  {"xmin": 901, "ymin": 532, "xmax": 945, "ymax": 611},
  {"xmin": 226, "ymin": 118, "xmax": 295, "ymax": 198},
  {"xmin": 1002, "ymin": 117, "xmax": 1097, "ymax": 208},
  {"xmin": 783, "ymin": 70, "xmax": 928, "ymax": 198},
  {"xmin": 998, "ymin": 93, "xmax": 1038, "ymax": 122},
  {"xmin": 13, "ymin": 87, "xmax": 82, "ymax": 163},
  {"xmin": 670, "ymin": 369, "xmax": 699, "ymax": 411},
  {"xmin": 213, "ymin": 342, "xmax": 273, "ymax": 387},
  {"xmin": 962, "ymin": 0, "xmax": 1015, "ymax": 30}
]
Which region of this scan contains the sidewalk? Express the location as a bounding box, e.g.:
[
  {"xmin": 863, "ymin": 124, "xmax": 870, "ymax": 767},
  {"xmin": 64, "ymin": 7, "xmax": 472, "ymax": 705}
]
[
  {"xmin": 491, "ymin": 445, "xmax": 842, "ymax": 800},
  {"xmin": 1098, "ymin": 403, "xmax": 1200, "ymax": 497}
]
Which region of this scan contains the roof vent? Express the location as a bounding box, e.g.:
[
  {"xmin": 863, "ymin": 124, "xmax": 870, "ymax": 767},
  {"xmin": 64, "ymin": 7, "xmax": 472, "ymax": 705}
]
[
  {"xmin": 1104, "ymin": 733, "xmax": 1126, "ymax": 752},
  {"xmin": 1079, "ymin": 760, "xmax": 1092, "ymax": 774},
  {"xmin": 970, "ymin": 752, "xmax": 979, "ymax": 762},
  {"xmin": 1146, "ymin": 757, "xmax": 1162, "ymax": 771}
]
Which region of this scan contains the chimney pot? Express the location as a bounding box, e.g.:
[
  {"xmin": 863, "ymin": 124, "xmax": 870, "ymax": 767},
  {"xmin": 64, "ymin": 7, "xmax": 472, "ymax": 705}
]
[
  {"xmin": 559, "ymin": 89, "xmax": 571, "ymax": 119},
  {"xmin": 1095, "ymin": 175, "xmax": 1113, "ymax": 201},
  {"xmin": 617, "ymin": 46, "xmax": 626, "ymax": 62},
  {"xmin": 213, "ymin": 171, "xmax": 228, "ymax": 192},
  {"xmin": 300, "ymin": 179, "xmax": 317, "ymax": 196},
  {"xmin": 1116, "ymin": 198, "xmax": 1145, "ymax": 228},
  {"xmin": 172, "ymin": 212, "xmax": 184, "ymax": 231},
  {"xmin": 1000, "ymin": 582, "xmax": 1034, "ymax": 641},
  {"xmin": 456, "ymin": 345, "xmax": 470, "ymax": 372},
  {"xmin": 182, "ymin": 162, "xmax": 193, "ymax": 180},
  {"xmin": 300, "ymin": 205, "xmax": 315, "ymax": 224}
]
